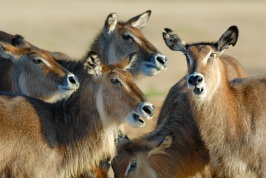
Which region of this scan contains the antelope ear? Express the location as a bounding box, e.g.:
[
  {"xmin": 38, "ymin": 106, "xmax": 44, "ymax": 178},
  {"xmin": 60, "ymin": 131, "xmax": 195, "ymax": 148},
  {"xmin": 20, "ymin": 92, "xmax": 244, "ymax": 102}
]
[
  {"xmin": 0, "ymin": 42, "xmax": 19, "ymax": 60},
  {"xmin": 163, "ymin": 28, "xmax": 186, "ymax": 52},
  {"xmin": 104, "ymin": 13, "xmax": 118, "ymax": 34},
  {"xmin": 148, "ymin": 133, "xmax": 174, "ymax": 157},
  {"xmin": 126, "ymin": 10, "xmax": 151, "ymax": 30},
  {"xmin": 217, "ymin": 26, "xmax": 239, "ymax": 52},
  {"xmin": 84, "ymin": 51, "xmax": 102, "ymax": 76},
  {"xmin": 12, "ymin": 34, "xmax": 25, "ymax": 47}
]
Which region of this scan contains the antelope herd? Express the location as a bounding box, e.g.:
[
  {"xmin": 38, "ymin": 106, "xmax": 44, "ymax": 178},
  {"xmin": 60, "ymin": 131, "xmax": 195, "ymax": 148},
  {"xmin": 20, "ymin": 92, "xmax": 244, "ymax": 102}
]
[{"xmin": 0, "ymin": 9, "xmax": 265, "ymax": 178}]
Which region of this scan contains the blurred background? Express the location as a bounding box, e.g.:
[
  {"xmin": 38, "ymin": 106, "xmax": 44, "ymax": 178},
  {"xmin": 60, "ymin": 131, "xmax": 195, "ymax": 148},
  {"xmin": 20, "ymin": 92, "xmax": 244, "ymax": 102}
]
[{"xmin": 1, "ymin": 0, "xmax": 266, "ymax": 137}]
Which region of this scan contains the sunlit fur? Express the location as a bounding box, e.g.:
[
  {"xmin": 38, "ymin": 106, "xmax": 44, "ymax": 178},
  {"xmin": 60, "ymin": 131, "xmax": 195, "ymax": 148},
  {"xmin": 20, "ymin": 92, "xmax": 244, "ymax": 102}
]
[
  {"xmin": 90, "ymin": 10, "xmax": 167, "ymax": 78},
  {"xmin": 111, "ymin": 28, "xmax": 248, "ymax": 178},
  {"xmin": 0, "ymin": 43, "xmax": 78, "ymax": 103},
  {"xmin": 0, "ymin": 53, "xmax": 153, "ymax": 178},
  {"xmin": 183, "ymin": 28, "xmax": 266, "ymax": 177},
  {"xmin": 0, "ymin": 11, "xmax": 167, "ymax": 79}
]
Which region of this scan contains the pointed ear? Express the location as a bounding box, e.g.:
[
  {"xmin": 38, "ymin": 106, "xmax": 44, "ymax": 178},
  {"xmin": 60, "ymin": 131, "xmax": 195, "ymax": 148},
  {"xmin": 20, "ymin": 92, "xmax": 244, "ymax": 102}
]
[
  {"xmin": 84, "ymin": 51, "xmax": 102, "ymax": 76},
  {"xmin": 126, "ymin": 10, "xmax": 151, "ymax": 30},
  {"xmin": 217, "ymin": 26, "xmax": 239, "ymax": 52},
  {"xmin": 104, "ymin": 13, "xmax": 118, "ymax": 34},
  {"xmin": 163, "ymin": 28, "xmax": 186, "ymax": 52},
  {"xmin": 12, "ymin": 34, "xmax": 25, "ymax": 47},
  {"xmin": 114, "ymin": 51, "xmax": 137, "ymax": 71},
  {"xmin": 0, "ymin": 42, "xmax": 20, "ymax": 60},
  {"xmin": 148, "ymin": 133, "xmax": 174, "ymax": 157}
]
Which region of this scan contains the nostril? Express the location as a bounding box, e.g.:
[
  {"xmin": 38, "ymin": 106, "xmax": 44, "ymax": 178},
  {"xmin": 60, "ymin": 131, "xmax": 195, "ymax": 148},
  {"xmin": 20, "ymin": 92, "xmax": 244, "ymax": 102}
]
[
  {"xmin": 143, "ymin": 105, "xmax": 154, "ymax": 116},
  {"xmin": 197, "ymin": 76, "xmax": 203, "ymax": 83},
  {"xmin": 68, "ymin": 75, "xmax": 77, "ymax": 85},
  {"xmin": 156, "ymin": 56, "xmax": 166, "ymax": 65}
]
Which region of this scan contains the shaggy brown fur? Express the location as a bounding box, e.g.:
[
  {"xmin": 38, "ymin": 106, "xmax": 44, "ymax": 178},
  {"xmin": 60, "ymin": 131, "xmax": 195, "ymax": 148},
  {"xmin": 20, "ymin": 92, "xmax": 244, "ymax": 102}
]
[
  {"xmin": 0, "ymin": 52, "xmax": 154, "ymax": 178},
  {"xmin": 0, "ymin": 42, "xmax": 78, "ymax": 103},
  {"xmin": 164, "ymin": 26, "xmax": 266, "ymax": 177},
  {"xmin": 111, "ymin": 27, "xmax": 247, "ymax": 178}
]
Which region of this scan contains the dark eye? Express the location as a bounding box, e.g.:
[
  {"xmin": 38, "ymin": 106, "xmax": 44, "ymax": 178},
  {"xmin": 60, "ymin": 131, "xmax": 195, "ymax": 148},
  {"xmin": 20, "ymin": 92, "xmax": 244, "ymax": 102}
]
[
  {"xmin": 111, "ymin": 78, "xmax": 122, "ymax": 85},
  {"xmin": 128, "ymin": 160, "xmax": 137, "ymax": 172},
  {"xmin": 31, "ymin": 56, "xmax": 43, "ymax": 64},
  {"xmin": 122, "ymin": 34, "xmax": 133, "ymax": 41},
  {"xmin": 209, "ymin": 53, "xmax": 215, "ymax": 58}
]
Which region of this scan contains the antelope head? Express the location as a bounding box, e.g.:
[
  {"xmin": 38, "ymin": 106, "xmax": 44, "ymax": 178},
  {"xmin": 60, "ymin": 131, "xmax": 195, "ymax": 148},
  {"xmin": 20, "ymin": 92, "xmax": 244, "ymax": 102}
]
[
  {"xmin": 163, "ymin": 26, "xmax": 239, "ymax": 101},
  {"xmin": 112, "ymin": 134, "xmax": 174, "ymax": 178},
  {"xmin": 94, "ymin": 10, "xmax": 167, "ymax": 78},
  {"xmin": 0, "ymin": 43, "xmax": 79, "ymax": 102},
  {"xmin": 84, "ymin": 51, "xmax": 155, "ymax": 127}
]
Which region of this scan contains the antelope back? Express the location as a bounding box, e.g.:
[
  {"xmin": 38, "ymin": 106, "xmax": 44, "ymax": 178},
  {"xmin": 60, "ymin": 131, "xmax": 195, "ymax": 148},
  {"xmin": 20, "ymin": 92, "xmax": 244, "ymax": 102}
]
[
  {"xmin": 0, "ymin": 43, "xmax": 79, "ymax": 102},
  {"xmin": 163, "ymin": 26, "xmax": 239, "ymax": 101},
  {"xmin": 91, "ymin": 10, "xmax": 167, "ymax": 78},
  {"xmin": 84, "ymin": 52, "xmax": 154, "ymax": 128}
]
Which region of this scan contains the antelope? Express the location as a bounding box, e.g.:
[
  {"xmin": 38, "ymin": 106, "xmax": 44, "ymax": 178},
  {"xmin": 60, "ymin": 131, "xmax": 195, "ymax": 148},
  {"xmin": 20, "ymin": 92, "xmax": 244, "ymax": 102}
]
[
  {"xmin": 0, "ymin": 52, "xmax": 154, "ymax": 178},
  {"xmin": 1, "ymin": 10, "xmax": 167, "ymax": 78},
  {"xmin": 163, "ymin": 25, "xmax": 266, "ymax": 177},
  {"xmin": 111, "ymin": 27, "xmax": 248, "ymax": 178},
  {"xmin": 0, "ymin": 42, "xmax": 79, "ymax": 103}
]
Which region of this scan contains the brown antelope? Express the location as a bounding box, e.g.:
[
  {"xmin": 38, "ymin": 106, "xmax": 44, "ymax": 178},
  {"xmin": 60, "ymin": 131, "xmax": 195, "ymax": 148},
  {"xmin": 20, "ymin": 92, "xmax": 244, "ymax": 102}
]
[
  {"xmin": 163, "ymin": 25, "xmax": 266, "ymax": 177},
  {"xmin": 88, "ymin": 10, "xmax": 167, "ymax": 78},
  {"xmin": 1, "ymin": 10, "xmax": 167, "ymax": 78},
  {"xmin": 111, "ymin": 27, "xmax": 248, "ymax": 178},
  {"xmin": 0, "ymin": 42, "xmax": 79, "ymax": 103},
  {"xmin": 0, "ymin": 51, "xmax": 154, "ymax": 178}
]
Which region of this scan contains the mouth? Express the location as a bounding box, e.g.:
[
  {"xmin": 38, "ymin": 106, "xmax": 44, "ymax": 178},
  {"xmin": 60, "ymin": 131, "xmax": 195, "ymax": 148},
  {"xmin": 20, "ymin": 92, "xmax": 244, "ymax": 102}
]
[
  {"xmin": 144, "ymin": 63, "xmax": 161, "ymax": 71},
  {"xmin": 193, "ymin": 87, "xmax": 204, "ymax": 95},
  {"xmin": 133, "ymin": 113, "xmax": 145, "ymax": 125}
]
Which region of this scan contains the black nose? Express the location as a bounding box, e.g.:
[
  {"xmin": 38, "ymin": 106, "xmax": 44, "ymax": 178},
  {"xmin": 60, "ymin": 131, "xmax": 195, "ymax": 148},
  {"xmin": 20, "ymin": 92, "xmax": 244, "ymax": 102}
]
[
  {"xmin": 156, "ymin": 56, "xmax": 167, "ymax": 65},
  {"xmin": 67, "ymin": 74, "xmax": 78, "ymax": 85},
  {"xmin": 188, "ymin": 75, "xmax": 203, "ymax": 86},
  {"xmin": 142, "ymin": 104, "xmax": 155, "ymax": 117}
]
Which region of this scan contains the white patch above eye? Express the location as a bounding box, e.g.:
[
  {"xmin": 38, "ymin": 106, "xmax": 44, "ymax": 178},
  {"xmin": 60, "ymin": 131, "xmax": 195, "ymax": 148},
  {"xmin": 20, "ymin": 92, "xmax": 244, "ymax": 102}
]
[
  {"xmin": 124, "ymin": 32, "xmax": 141, "ymax": 45},
  {"xmin": 202, "ymin": 51, "xmax": 213, "ymax": 65},
  {"xmin": 35, "ymin": 57, "xmax": 51, "ymax": 67}
]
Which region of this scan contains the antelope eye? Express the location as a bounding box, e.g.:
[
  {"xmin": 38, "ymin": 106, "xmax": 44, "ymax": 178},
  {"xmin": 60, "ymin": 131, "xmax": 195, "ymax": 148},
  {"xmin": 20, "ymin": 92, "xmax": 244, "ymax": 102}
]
[
  {"xmin": 111, "ymin": 77, "xmax": 122, "ymax": 85},
  {"xmin": 122, "ymin": 34, "xmax": 133, "ymax": 41},
  {"xmin": 31, "ymin": 56, "xmax": 43, "ymax": 64},
  {"xmin": 128, "ymin": 160, "xmax": 137, "ymax": 172},
  {"xmin": 209, "ymin": 53, "xmax": 216, "ymax": 58}
]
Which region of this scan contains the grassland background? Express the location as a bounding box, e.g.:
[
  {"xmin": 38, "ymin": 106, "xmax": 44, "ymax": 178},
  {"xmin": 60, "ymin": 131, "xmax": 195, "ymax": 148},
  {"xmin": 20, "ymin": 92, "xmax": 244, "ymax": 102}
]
[{"xmin": 1, "ymin": 0, "xmax": 266, "ymax": 138}]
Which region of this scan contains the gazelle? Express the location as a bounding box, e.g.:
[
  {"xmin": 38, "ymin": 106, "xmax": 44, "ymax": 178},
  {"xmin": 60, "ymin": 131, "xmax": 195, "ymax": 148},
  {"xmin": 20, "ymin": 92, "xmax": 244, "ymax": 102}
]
[
  {"xmin": 0, "ymin": 52, "xmax": 154, "ymax": 178},
  {"xmin": 163, "ymin": 25, "xmax": 266, "ymax": 177},
  {"xmin": 0, "ymin": 42, "xmax": 79, "ymax": 103},
  {"xmin": 111, "ymin": 26, "xmax": 248, "ymax": 178}
]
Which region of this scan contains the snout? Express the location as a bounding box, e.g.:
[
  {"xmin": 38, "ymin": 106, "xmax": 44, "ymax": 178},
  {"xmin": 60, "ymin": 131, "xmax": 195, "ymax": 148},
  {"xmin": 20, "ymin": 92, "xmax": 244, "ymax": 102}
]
[
  {"xmin": 60, "ymin": 73, "xmax": 79, "ymax": 90},
  {"xmin": 142, "ymin": 54, "xmax": 167, "ymax": 76},
  {"xmin": 139, "ymin": 102, "xmax": 155, "ymax": 119},
  {"xmin": 129, "ymin": 102, "xmax": 155, "ymax": 128},
  {"xmin": 187, "ymin": 73, "xmax": 205, "ymax": 95}
]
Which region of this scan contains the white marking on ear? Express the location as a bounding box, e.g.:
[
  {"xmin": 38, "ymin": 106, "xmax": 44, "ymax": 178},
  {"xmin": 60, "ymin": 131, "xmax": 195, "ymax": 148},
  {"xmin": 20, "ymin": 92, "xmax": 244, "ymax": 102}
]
[
  {"xmin": 131, "ymin": 12, "xmax": 150, "ymax": 29},
  {"xmin": 108, "ymin": 13, "xmax": 118, "ymax": 33}
]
